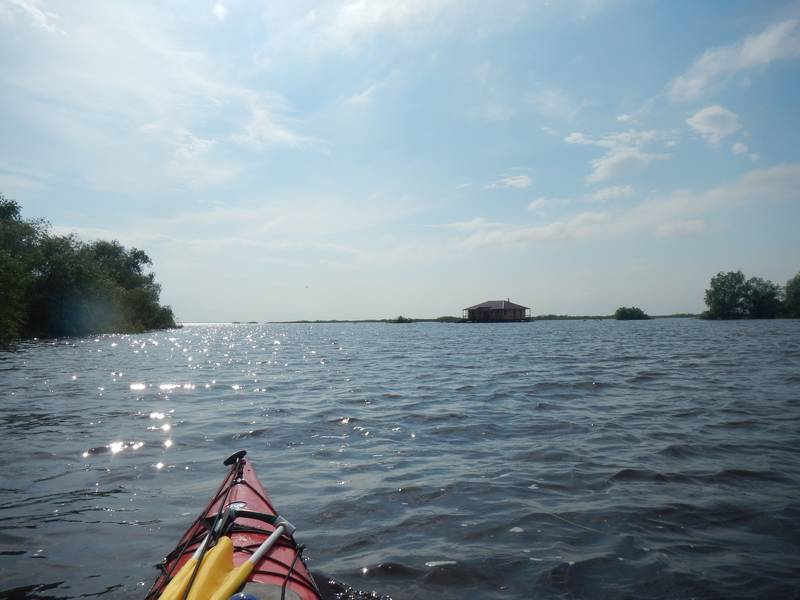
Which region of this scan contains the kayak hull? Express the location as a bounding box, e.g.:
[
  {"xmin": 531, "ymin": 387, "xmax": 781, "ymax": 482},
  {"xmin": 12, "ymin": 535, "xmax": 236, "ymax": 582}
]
[{"xmin": 146, "ymin": 456, "xmax": 321, "ymax": 600}]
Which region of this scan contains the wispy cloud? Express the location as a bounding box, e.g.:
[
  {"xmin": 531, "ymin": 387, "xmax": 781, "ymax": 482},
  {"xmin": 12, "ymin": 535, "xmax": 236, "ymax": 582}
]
[
  {"xmin": 52, "ymin": 194, "xmax": 428, "ymax": 269},
  {"xmin": 528, "ymin": 196, "xmax": 571, "ymax": 213},
  {"xmin": 686, "ymin": 105, "xmax": 742, "ymax": 146},
  {"xmin": 525, "ymin": 87, "xmax": 585, "ymax": 120},
  {"xmin": 166, "ymin": 128, "xmax": 241, "ymax": 186},
  {"xmin": 231, "ymin": 96, "xmax": 311, "ymax": 149},
  {"xmin": 459, "ymin": 163, "xmax": 800, "ymax": 248},
  {"xmin": 1, "ymin": 0, "xmax": 66, "ymax": 34},
  {"xmin": 463, "ymin": 211, "xmax": 609, "ymax": 248},
  {"xmin": 344, "ymin": 82, "xmax": 384, "ymax": 106},
  {"xmin": 731, "ymin": 141, "xmax": 759, "ymax": 161},
  {"xmin": 212, "ymin": 3, "xmax": 227, "ymax": 21},
  {"xmin": 587, "ymin": 147, "xmax": 668, "ymax": 184},
  {"xmin": 585, "ymin": 185, "xmax": 634, "ymax": 201},
  {"xmin": 669, "ymin": 19, "xmax": 800, "ymax": 101},
  {"xmin": 434, "ymin": 217, "xmax": 509, "ymax": 230},
  {"xmin": 565, "ymin": 129, "xmax": 664, "ymax": 149},
  {"xmin": 303, "ymin": 0, "xmax": 453, "ymax": 52},
  {"xmin": 487, "ymin": 173, "xmax": 533, "ymax": 189},
  {"xmin": 1, "ymin": 3, "xmax": 308, "ymax": 189},
  {"xmin": 565, "ymin": 129, "xmax": 671, "ymax": 184}
]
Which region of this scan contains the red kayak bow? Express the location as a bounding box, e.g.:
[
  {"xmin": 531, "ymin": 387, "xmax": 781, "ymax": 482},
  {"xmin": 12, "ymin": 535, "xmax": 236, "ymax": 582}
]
[{"xmin": 146, "ymin": 451, "xmax": 322, "ymax": 600}]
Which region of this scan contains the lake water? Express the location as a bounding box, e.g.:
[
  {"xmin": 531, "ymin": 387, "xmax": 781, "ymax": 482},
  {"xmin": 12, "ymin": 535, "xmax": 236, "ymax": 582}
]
[{"xmin": 1, "ymin": 319, "xmax": 799, "ymax": 599}]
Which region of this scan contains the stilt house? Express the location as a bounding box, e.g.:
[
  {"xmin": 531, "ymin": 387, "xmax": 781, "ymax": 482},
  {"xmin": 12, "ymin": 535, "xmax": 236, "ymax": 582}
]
[{"xmin": 463, "ymin": 299, "xmax": 530, "ymax": 322}]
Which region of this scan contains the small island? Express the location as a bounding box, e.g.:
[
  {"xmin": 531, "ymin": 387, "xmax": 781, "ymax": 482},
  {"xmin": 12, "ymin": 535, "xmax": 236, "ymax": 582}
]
[
  {"xmin": 614, "ymin": 306, "xmax": 651, "ymax": 320},
  {"xmin": 1, "ymin": 196, "xmax": 177, "ymax": 344}
]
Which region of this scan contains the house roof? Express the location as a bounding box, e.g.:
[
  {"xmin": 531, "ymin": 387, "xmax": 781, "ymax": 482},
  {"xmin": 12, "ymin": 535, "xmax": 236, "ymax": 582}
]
[{"xmin": 464, "ymin": 300, "xmax": 530, "ymax": 310}]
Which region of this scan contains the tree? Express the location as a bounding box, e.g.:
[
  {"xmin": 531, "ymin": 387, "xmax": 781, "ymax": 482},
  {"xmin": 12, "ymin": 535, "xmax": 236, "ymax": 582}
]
[
  {"xmin": 0, "ymin": 195, "xmax": 46, "ymax": 343},
  {"xmin": 744, "ymin": 277, "xmax": 782, "ymax": 319},
  {"xmin": 704, "ymin": 270, "xmax": 783, "ymax": 319},
  {"xmin": 0, "ymin": 248, "xmax": 28, "ymax": 342},
  {"xmin": 614, "ymin": 306, "xmax": 650, "ymax": 320},
  {"xmin": 784, "ymin": 273, "xmax": 800, "ymax": 318},
  {"xmin": 0, "ymin": 195, "xmax": 177, "ymax": 342},
  {"xmin": 704, "ymin": 271, "xmax": 749, "ymax": 319}
]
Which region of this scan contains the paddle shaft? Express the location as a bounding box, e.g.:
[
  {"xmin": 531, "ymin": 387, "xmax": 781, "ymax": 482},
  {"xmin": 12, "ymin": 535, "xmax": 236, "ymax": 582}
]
[{"xmin": 250, "ymin": 524, "xmax": 285, "ymax": 564}]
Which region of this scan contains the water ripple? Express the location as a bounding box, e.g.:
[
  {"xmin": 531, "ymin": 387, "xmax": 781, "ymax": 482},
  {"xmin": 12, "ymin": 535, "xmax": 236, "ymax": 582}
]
[{"xmin": 1, "ymin": 319, "xmax": 799, "ymax": 599}]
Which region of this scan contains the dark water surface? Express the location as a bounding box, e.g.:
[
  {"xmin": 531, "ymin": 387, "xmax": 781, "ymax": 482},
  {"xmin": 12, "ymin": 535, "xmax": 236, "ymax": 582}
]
[{"xmin": 1, "ymin": 319, "xmax": 799, "ymax": 599}]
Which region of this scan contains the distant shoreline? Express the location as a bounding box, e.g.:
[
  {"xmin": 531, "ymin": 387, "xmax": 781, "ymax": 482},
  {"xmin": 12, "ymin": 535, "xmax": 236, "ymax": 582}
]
[{"xmin": 201, "ymin": 314, "xmax": 701, "ymax": 325}]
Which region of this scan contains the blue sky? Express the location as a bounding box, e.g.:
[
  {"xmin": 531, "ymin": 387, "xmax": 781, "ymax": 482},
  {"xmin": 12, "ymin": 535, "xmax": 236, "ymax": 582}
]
[{"xmin": 1, "ymin": 0, "xmax": 799, "ymax": 321}]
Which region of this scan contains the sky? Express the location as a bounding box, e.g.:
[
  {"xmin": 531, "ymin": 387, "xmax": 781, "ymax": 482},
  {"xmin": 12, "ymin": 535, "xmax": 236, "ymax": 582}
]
[{"xmin": 1, "ymin": 0, "xmax": 799, "ymax": 321}]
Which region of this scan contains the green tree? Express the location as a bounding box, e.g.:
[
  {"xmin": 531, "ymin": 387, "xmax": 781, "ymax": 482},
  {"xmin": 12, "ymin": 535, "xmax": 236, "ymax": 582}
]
[
  {"xmin": 0, "ymin": 248, "xmax": 28, "ymax": 342},
  {"xmin": 27, "ymin": 234, "xmax": 106, "ymax": 337},
  {"xmin": 744, "ymin": 277, "xmax": 783, "ymax": 319},
  {"xmin": 0, "ymin": 195, "xmax": 177, "ymax": 342},
  {"xmin": 614, "ymin": 306, "xmax": 650, "ymax": 320},
  {"xmin": 704, "ymin": 270, "xmax": 749, "ymax": 319},
  {"xmin": 0, "ymin": 195, "xmax": 47, "ymax": 343},
  {"xmin": 784, "ymin": 273, "xmax": 800, "ymax": 318},
  {"xmin": 704, "ymin": 270, "xmax": 785, "ymax": 319}
]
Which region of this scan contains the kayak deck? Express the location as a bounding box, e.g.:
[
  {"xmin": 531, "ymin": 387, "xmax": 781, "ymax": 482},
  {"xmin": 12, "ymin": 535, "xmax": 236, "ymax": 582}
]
[{"xmin": 146, "ymin": 452, "xmax": 322, "ymax": 600}]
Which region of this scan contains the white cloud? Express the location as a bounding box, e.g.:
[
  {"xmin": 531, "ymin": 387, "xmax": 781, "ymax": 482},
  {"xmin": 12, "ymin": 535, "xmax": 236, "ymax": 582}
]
[
  {"xmin": 669, "ymin": 19, "xmax": 800, "ymax": 101},
  {"xmin": 585, "ymin": 185, "xmax": 634, "ymax": 201},
  {"xmin": 528, "ymin": 196, "xmax": 571, "ymax": 212},
  {"xmin": 616, "ymin": 114, "xmax": 634, "ymax": 123},
  {"xmin": 312, "ymin": 0, "xmax": 452, "ymax": 50},
  {"xmin": 504, "ymin": 175, "xmax": 533, "ymax": 189},
  {"xmin": 344, "ymin": 82, "xmax": 382, "ymax": 106},
  {"xmin": 167, "ymin": 128, "xmax": 240, "ymax": 186},
  {"xmin": 587, "ymin": 147, "xmax": 668, "ymax": 184},
  {"xmin": 435, "ymin": 217, "xmax": 508, "ymax": 230},
  {"xmin": 464, "ymin": 211, "xmax": 609, "ymax": 248},
  {"xmin": 459, "ymin": 163, "xmax": 800, "ymax": 248},
  {"xmin": 565, "ymin": 129, "xmax": 662, "ymax": 149},
  {"xmin": 686, "ymin": 105, "xmax": 742, "ymax": 145},
  {"xmin": 487, "ymin": 174, "xmax": 533, "ymax": 189},
  {"xmin": 212, "ymin": 3, "xmax": 227, "ymax": 21},
  {"xmin": 540, "ymin": 126, "xmax": 557, "ymax": 136},
  {"xmin": 84, "ymin": 195, "xmax": 425, "ymax": 252},
  {"xmin": 564, "ymin": 131, "xmax": 592, "ymax": 145},
  {"xmin": 731, "ymin": 141, "xmax": 759, "ymax": 161},
  {"xmin": 0, "ymin": 3, "xmax": 309, "ymax": 190},
  {"xmin": 230, "ymin": 96, "xmax": 310, "ymax": 149},
  {"xmin": 565, "ymin": 129, "xmax": 671, "ymax": 184},
  {"xmin": 1, "ymin": 0, "xmax": 65, "ymax": 34},
  {"xmin": 528, "ymin": 198, "xmax": 546, "ymax": 211}
]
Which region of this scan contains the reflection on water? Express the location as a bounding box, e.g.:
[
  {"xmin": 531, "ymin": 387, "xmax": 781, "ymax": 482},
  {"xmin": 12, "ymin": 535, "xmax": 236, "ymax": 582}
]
[{"xmin": 0, "ymin": 320, "xmax": 799, "ymax": 599}]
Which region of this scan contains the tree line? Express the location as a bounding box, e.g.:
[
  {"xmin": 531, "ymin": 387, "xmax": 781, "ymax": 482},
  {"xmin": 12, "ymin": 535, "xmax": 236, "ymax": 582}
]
[
  {"xmin": 1, "ymin": 195, "xmax": 177, "ymax": 344},
  {"xmin": 703, "ymin": 270, "xmax": 800, "ymax": 319}
]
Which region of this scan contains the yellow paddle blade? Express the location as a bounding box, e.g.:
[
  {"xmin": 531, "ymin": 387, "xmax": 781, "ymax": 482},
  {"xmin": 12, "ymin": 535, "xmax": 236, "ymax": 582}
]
[
  {"xmin": 157, "ymin": 556, "xmax": 196, "ymax": 600},
  {"xmin": 208, "ymin": 561, "xmax": 254, "ymax": 600},
  {"xmin": 157, "ymin": 536, "xmax": 236, "ymax": 600},
  {"xmin": 185, "ymin": 536, "xmax": 235, "ymax": 600}
]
